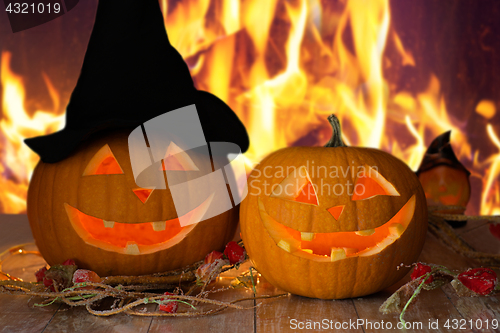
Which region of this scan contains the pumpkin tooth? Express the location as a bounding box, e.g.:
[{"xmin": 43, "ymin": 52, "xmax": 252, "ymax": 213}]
[
  {"xmin": 103, "ymin": 220, "xmax": 115, "ymax": 228},
  {"xmin": 125, "ymin": 242, "xmax": 140, "ymax": 255},
  {"xmin": 151, "ymin": 221, "xmax": 166, "ymax": 231},
  {"xmin": 300, "ymin": 232, "xmax": 315, "ymax": 241},
  {"xmin": 388, "ymin": 223, "xmax": 404, "ymax": 238},
  {"xmin": 277, "ymin": 239, "xmax": 300, "ymax": 253},
  {"xmin": 277, "ymin": 240, "xmax": 292, "ymax": 252},
  {"xmin": 355, "ymin": 228, "xmax": 375, "ymax": 236},
  {"xmin": 330, "ymin": 248, "xmax": 347, "ymax": 261}
]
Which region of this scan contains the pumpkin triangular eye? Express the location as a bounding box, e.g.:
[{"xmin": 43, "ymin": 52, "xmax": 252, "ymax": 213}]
[
  {"xmin": 83, "ymin": 144, "xmax": 124, "ymax": 176},
  {"xmin": 327, "ymin": 205, "xmax": 344, "ymax": 220},
  {"xmin": 352, "ymin": 166, "xmax": 399, "ymax": 200},
  {"xmin": 133, "ymin": 187, "xmax": 155, "ymax": 203},
  {"xmin": 161, "ymin": 142, "xmax": 199, "ymax": 171},
  {"xmin": 270, "ymin": 166, "xmax": 318, "ymax": 205}
]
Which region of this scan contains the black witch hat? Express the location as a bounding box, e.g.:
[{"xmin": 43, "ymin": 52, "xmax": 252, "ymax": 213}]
[
  {"xmin": 25, "ymin": 0, "xmax": 249, "ymax": 163},
  {"xmin": 415, "ymin": 131, "xmax": 470, "ymax": 176}
]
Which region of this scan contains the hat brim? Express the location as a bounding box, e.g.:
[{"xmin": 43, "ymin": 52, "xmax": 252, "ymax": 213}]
[
  {"xmin": 25, "ymin": 127, "xmax": 93, "ymax": 164},
  {"xmin": 195, "ymin": 90, "xmax": 249, "ymax": 153},
  {"xmin": 25, "ymin": 91, "xmax": 249, "ymax": 163}
]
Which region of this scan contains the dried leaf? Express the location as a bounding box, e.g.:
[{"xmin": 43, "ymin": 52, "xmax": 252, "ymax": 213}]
[
  {"xmin": 451, "ymin": 279, "xmax": 481, "ymax": 297},
  {"xmin": 422, "ymin": 271, "xmax": 455, "ymax": 290},
  {"xmin": 230, "ymin": 275, "xmax": 256, "ymax": 289},
  {"xmin": 44, "ymin": 264, "xmax": 77, "ymax": 291},
  {"xmin": 379, "ymin": 279, "xmax": 421, "ymax": 315},
  {"xmin": 195, "ymin": 259, "xmax": 229, "ymax": 285}
]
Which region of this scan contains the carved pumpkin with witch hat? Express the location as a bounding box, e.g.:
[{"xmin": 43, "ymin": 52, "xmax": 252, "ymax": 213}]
[
  {"xmin": 25, "ymin": 0, "xmax": 249, "ymax": 276},
  {"xmin": 416, "ymin": 131, "xmax": 471, "ymax": 228}
]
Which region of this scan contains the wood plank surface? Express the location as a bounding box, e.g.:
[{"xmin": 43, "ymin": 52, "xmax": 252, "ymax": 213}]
[
  {"xmin": 460, "ymin": 222, "xmax": 500, "ymax": 255},
  {"xmin": 0, "ymin": 294, "xmax": 60, "ymax": 333},
  {"xmin": 148, "ymin": 264, "xmax": 255, "ymax": 333},
  {"xmin": 256, "ymin": 290, "xmax": 362, "ymax": 333},
  {"xmin": 438, "ymin": 222, "xmax": 500, "ymax": 333},
  {"xmin": 1, "ymin": 214, "xmax": 499, "ymax": 333},
  {"xmin": 0, "ymin": 215, "xmax": 59, "ymax": 333},
  {"xmin": 43, "ymin": 305, "xmax": 153, "ymax": 333}
]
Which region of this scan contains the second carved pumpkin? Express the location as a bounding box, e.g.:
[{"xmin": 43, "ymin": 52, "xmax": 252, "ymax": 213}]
[{"xmin": 240, "ymin": 115, "xmax": 428, "ymax": 299}]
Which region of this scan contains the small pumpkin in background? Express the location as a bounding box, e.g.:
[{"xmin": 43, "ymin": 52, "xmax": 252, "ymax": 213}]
[
  {"xmin": 416, "ymin": 131, "xmax": 470, "ymax": 227},
  {"xmin": 27, "ymin": 129, "xmax": 239, "ymax": 276},
  {"xmin": 240, "ymin": 115, "xmax": 428, "ymax": 299}
]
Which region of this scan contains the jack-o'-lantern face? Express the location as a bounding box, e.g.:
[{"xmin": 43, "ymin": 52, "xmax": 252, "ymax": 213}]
[
  {"xmin": 418, "ymin": 165, "xmax": 470, "ymax": 209},
  {"xmin": 257, "ymin": 165, "xmax": 416, "ymax": 261},
  {"xmin": 240, "ymin": 146, "xmax": 427, "ymax": 299},
  {"xmin": 27, "ymin": 130, "xmax": 239, "ymax": 276},
  {"xmin": 64, "ymin": 141, "xmax": 212, "ymax": 256}
]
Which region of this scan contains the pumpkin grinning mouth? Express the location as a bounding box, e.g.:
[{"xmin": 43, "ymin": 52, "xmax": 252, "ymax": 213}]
[
  {"xmin": 64, "ymin": 195, "xmax": 214, "ymax": 255},
  {"xmin": 258, "ymin": 195, "xmax": 416, "ymax": 262}
]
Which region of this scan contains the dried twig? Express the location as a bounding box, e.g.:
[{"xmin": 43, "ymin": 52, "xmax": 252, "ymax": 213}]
[{"xmin": 428, "ymin": 211, "xmax": 500, "ymax": 265}]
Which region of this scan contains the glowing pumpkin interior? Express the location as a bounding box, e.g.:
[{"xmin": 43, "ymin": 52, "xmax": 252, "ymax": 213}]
[
  {"xmin": 132, "ymin": 188, "xmax": 155, "ymax": 203},
  {"xmin": 261, "ymin": 166, "xmax": 415, "ymax": 262},
  {"xmin": 65, "ymin": 144, "xmax": 212, "ymax": 255},
  {"xmin": 82, "ymin": 144, "xmax": 124, "ymax": 176}
]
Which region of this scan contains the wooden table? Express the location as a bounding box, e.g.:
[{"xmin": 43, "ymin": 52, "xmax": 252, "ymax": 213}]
[{"xmin": 0, "ymin": 214, "xmax": 499, "ymax": 333}]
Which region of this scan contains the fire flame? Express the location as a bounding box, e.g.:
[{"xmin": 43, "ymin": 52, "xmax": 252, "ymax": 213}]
[
  {"xmin": 0, "ymin": 52, "xmax": 65, "ymax": 213},
  {"xmin": 479, "ymin": 125, "xmax": 500, "ymax": 215},
  {"xmin": 0, "ymin": 0, "xmax": 499, "ymax": 216}
]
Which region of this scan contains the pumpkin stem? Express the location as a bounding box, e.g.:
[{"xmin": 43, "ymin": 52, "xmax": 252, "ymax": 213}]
[{"xmin": 324, "ymin": 114, "xmax": 347, "ymax": 147}]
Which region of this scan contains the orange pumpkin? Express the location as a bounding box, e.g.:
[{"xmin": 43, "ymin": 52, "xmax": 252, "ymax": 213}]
[
  {"xmin": 418, "ymin": 166, "xmax": 470, "ymax": 208},
  {"xmin": 27, "ymin": 129, "xmax": 238, "ymax": 276},
  {"xmin": 416, "ymin": 131, "xmax": 470, "ymax": 217},
  {"xmin": 240, "ymin": 115, "xmax": 427, "ymax": 299}
]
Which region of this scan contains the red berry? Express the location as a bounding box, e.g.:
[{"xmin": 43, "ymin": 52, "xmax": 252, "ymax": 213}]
[
  {"xmin": 72, "ymin": 269, "xmax": 102, "ymax": 285},
  {"xmin": 410, "ymin": 263, "xmax": 434, "ymax": 284},
  {"xmin": 490, "ymin": 223, "xmax": 500, "ymax": 241},
  {"xmin": 62, "ymin": 259, "xmax": 76, "ymax": 266},
  {"xmin": 204, "ymin": 251, "xmax": 224, "ymax": 265},
  {"xmin": 37, "ymin": 266, "xmax": 55, "ymax": 291},
  {"xmin": 458, "ymin": 268, "xmax": 497, "ymax": 295},
  {"xmin": 159, "ymin": 292, "xmax": 178, "ymax": 313},
  {"xmin": 35, "ymin": 266, "xmax": 47, "ymax": 283},
  {"xmin": 224, "ymin": 241, "xmax": 246, "ymax": 265},
  {"xmin": 43, "ymin": 277, "xmax": 55, "ymax": 291}
]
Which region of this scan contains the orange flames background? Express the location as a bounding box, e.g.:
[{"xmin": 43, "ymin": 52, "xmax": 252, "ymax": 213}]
[{"xmin": 0, "ymin": 0, "xmax": 499, "ymax": 215}]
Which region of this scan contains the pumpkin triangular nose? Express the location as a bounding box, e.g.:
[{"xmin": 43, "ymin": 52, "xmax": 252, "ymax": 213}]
[
  {"xmin": 327, "ymin": 205, "xmax": 344, "ymax": 220},
  {"xmin": 133, "ymin": 188, "xmax": 154, "ymax": 203}
]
